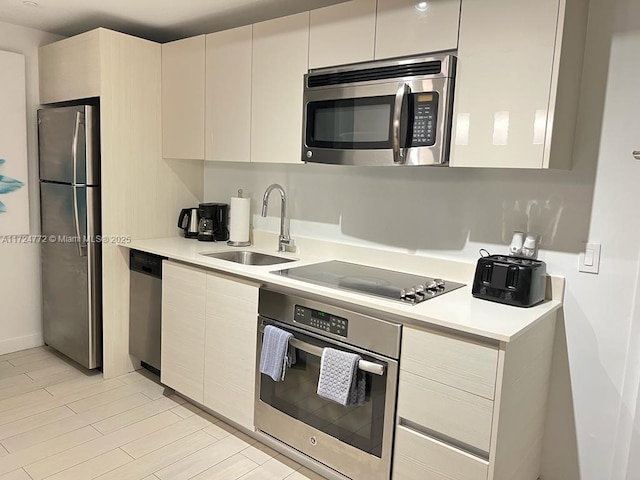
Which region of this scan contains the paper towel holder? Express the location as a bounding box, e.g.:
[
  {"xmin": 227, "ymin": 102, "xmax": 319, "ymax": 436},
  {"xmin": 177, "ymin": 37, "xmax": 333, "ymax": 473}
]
[{"xmin": 228, "ymin": 189, "xmax": 252, "ymax": 247}]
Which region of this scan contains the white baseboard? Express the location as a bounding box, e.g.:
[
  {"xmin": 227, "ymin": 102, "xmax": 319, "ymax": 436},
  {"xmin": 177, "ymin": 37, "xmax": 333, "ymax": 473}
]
[{"xmin": 0, "ymin": 333, "xmax": 44, "ymax": 356}]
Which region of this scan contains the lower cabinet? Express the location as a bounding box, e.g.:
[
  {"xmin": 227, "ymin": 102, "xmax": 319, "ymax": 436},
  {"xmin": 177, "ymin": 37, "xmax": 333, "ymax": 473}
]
[
  {"xmin": 161, "ymin": 260, "xmax": 259, "ymax": 430},
  {"xmin": 161, "ymin": 261, "xmax": 206, "ymax": 404},
  {"xmin": 394, "ymin": 314, "xmax": 557, "ymax": 480},
  {"xmin": 203, "ymin": 273, "xmax": 259, "ymax": 431}
]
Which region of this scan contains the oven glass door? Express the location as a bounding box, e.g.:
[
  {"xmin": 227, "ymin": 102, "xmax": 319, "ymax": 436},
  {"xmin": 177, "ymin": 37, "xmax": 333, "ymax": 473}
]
[
  {"xmin": 306, "ymin": 95, "xmax": 407, "ymax": 150},
  {"xmin": 259, "ymin": 320, "xmax": 387, "ymax": 457}
]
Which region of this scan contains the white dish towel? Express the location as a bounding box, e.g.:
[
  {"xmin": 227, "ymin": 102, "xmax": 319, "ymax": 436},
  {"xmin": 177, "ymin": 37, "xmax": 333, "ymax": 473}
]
[{"xmin": 317, "ymin": 347, "xmax": 366, "ymax": 406}]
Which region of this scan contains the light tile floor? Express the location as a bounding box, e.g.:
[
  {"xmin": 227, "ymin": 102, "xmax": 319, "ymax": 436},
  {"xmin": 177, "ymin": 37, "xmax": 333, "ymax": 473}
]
[{"xmin": 0, "ymin": 347, "xmax": 326, "ymax": 480}]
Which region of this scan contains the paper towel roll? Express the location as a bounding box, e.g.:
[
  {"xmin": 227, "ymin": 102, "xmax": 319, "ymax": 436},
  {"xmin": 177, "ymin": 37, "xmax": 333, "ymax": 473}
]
[{"xmin": 229, "ymin": 196, "xmax": 251, "ymax": 243}]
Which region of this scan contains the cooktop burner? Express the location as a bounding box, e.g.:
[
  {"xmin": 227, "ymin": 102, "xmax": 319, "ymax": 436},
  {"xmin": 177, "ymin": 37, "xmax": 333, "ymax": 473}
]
[{"xmin": 274, "ymin": 260, "xmax": 465, "ymax": 305}]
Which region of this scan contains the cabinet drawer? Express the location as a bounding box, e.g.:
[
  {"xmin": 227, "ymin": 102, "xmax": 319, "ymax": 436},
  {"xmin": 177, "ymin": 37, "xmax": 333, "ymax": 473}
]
[
  {"xmin": 402, "ymin": 327, "xmax": 498, "ymax": 399},
  {"xmin": 398, "ymin": 370, "xmax": 493, "ymax": 452},
  {"xmin": 393, "ymin": 425, "xmax": 488, "ymax": 480}
]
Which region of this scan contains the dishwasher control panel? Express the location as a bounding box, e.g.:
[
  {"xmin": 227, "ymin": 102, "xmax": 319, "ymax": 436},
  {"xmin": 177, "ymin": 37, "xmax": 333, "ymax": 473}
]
[{"xmin": 294, "ymin": 305, "xmax": 348, "ymax": 337}]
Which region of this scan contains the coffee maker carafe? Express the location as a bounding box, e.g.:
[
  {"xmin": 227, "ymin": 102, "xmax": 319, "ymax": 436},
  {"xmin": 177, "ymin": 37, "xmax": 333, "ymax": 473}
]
[{"xmin": 197, "ymin": 203, "xmax": 229, "ymax": 242}]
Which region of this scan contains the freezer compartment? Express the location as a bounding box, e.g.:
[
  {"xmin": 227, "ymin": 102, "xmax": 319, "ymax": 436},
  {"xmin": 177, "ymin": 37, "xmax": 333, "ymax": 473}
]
[{"xmin": 40, "ymin": 182, "xmax": 102, "ymax": 369}]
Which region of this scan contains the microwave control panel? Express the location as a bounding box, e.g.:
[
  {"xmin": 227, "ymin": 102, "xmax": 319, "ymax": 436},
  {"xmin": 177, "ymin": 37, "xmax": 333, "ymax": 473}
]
[
  {"xmin": 410, "ymin": 92, "xmax": 439, "ymax": 147},
  {"xmin": 294, "ymin": 305, "xmax": 348, "ymax": 337}
]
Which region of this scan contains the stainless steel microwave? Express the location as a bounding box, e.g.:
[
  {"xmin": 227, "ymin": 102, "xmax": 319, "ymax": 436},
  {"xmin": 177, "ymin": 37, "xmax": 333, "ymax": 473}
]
[{"xmin": 302, "ymin": 53, "xmax": 456, "ymax": 166}]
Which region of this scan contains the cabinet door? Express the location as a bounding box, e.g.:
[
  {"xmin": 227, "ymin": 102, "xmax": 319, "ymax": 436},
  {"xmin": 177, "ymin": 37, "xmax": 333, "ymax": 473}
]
[
  {"xmin": 450, "ymin": 0, "xmax": 559, "ymax": 168},
  {"xmin": 39, "ymin": 29, "xmax": 101, "ymax": 104},
  {"xmin": 205, "ymin": 26, "xmax": 252, "ymax": 162},
  {"xmin": 375, "ymin": 0, "xmax": 461, "ymax": 60},
  {"xmin": 251, "ymin": 12, "xmax": 309, "ymax": 164},
  {"xmin": 162, "ymin": 35, "xmax": 205, "ymax": 160},
  {"xmin": 309, "ymin": 0, "xmax": 376, "ymax": 69},
  {"xmin": 204, "ymin": 273, "xmax": 259, "ymax": 430},
  {"xmin": 161, "ymin": 261, "xmax": 206, "ymax": 403}
]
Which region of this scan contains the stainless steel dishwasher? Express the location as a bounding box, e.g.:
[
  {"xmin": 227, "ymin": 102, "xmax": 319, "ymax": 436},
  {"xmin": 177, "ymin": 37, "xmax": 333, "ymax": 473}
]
[{"xmin": 129, "ymin": 250, "xmax": 165, "ymax": 374}]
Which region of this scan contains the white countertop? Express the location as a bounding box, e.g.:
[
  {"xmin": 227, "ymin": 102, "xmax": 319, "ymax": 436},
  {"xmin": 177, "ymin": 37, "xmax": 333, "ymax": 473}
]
[{"xmin": 122, "ymin": 235, "xmax": 563, "ymax": 343}]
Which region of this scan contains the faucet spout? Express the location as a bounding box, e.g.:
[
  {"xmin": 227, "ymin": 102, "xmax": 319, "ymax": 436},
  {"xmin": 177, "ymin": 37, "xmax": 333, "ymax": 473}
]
[{"xmin": 261, "ymin": 184, "xmax": 295, "ymax": 253}]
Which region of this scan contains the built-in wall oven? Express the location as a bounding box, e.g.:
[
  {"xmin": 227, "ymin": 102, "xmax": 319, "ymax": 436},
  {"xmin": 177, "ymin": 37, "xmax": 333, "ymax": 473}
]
[
  {"xmin": 255, "ymin": 287, "xmax": 401, "ymax": 480},
  {"xmin": 302, "ymin": 53, "xmax": 456, "ymax": 166}
]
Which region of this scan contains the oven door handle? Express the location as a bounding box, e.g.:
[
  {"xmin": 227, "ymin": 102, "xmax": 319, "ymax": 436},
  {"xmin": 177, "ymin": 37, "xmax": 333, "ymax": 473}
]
[
  {"xmin": 260, "ymin": 326, "xmax": 386, "ymax": 376},
  {"xmin": 393, "ymin": 82, "xmax": 410, "ymax": 165}
]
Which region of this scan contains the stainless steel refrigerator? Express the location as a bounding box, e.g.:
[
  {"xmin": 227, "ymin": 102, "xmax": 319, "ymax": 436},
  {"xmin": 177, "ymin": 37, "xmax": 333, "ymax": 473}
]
[{"xmin": 38, "ymin": 105, "xmax": 102, "ymax": 369}]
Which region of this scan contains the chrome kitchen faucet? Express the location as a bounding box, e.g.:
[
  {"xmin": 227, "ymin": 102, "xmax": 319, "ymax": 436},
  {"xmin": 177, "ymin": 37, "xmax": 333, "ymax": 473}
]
[{"xmin": 261, "ymin": 184, "xmax": 296, "ymax": 253}]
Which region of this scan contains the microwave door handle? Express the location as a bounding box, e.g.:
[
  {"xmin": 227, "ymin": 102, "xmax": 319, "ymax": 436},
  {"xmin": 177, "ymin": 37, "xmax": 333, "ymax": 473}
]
[{"xmin": 393, "ymin": 83, "xmax": 410, "ymax": 164}]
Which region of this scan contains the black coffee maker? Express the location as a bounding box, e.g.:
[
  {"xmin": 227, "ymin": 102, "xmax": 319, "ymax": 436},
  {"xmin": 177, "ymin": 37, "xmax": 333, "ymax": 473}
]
[{"xmin": 197, "ymin": 203, "xmax": 229, "ymax": 242}]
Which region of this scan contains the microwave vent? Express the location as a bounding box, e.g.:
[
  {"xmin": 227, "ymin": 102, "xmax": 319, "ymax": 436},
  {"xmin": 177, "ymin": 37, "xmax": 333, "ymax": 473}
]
[{"xmin": 308, "ymin": 60, "xmax": 443, "ymax": 88}]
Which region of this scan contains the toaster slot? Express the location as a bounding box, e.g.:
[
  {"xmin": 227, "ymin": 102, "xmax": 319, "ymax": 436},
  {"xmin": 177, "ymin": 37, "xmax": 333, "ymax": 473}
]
[
  {"xmin": 506, "ymin": 266, "xmax": 519, "ymax": 289},
  {"xmin": 481, "ymin": 263, "xmax": 493, "ymax": 284}
]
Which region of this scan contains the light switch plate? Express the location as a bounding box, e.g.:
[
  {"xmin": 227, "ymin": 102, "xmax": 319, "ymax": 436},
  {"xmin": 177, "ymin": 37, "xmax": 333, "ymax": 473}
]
[{"xmin": 579, "ymin": 243, "xmax": 601, "ymax": 274}]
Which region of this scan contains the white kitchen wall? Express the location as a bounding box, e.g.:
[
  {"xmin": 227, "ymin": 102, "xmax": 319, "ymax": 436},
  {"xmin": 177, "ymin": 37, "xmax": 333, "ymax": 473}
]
[
  {"xmin": 203, "ymin": 0, "xmax": 640, "ymax": 478},
  {"xmin": 0, "ymin": 22, "xmax": 63, "ymax": 354}
]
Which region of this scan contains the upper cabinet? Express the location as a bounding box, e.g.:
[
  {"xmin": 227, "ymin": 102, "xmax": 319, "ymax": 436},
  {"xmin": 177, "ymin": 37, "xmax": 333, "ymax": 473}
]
[
  {"xmin": 161, "ymin": 35, "xmax": 206, "ymax": 160},
  {"xmin": 375, "ymin": 0, "xmax": 461, "ymax": 60},
  {"xmin": 39, "ymin": 30, "xmax": 101, "ymax": 104},
  {"xmin": 309, "ymin": 0, "xmax": 376, "ymax": 69},
  {"xmin": 158, "ymin": 0, "xmax": 587, "ymax": 170},
  {"xmin": 450, "ymin": 0, "xmax": 589, "ymax": 169},
  {"xmin": 205, "ymin": 26, "xmax": 252, "ymax": 163},
  {"xmin": 251, "ymin": 12, "xmax": 310, "ymax": 164}
]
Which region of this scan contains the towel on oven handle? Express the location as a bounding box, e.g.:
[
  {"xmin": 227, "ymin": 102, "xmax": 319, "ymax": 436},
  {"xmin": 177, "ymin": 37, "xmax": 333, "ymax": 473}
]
[
  {"xmin": 317, "ymin": 347, "xmax": 366, "ymax": 406},
  {"xmin": 259, "ymin": 325, "xmax": 296, "ymax": 382}
]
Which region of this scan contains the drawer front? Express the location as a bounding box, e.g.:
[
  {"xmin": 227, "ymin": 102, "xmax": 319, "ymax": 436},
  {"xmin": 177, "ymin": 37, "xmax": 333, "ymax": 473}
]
[
  {"xmin": 393, "ymin": 425, "xmax": 488, "ymax": 480},
  {"xmin": 401, "ymin": 327, "xmax": 499, "ymax": 399},
  {"xmin": 397, "ymin": 370, "xmax": 493, "ymax": 452}
]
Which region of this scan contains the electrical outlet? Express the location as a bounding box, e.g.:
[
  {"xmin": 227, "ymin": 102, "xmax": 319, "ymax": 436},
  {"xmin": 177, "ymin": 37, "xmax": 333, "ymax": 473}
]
[{"xmin": 579, "ymin": 243, "xmax": 601, "ymax": 274}]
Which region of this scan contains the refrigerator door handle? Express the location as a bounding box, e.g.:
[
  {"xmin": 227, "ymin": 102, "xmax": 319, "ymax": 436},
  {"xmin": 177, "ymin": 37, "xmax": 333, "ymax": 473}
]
[
  {"xmin": 72, "ymin": 186, "xmax": 86, "ymax": 257},
  {"xmin": 72, "ymin": 111, "xmax": 87, "ymax": 256},
  {"xmin": 72, "ymin": 111, "xmax": 83, "ymax": 185}
]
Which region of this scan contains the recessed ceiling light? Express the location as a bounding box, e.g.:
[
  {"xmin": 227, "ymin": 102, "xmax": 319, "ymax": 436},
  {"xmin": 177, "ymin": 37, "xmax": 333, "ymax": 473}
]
[
  {"xmin": 415, "ymin": 2, "xmax": 429, "ymax": 12},
  {"xmin": 23, "ymin": 1, "xmax": 39, "ymax": 6}
]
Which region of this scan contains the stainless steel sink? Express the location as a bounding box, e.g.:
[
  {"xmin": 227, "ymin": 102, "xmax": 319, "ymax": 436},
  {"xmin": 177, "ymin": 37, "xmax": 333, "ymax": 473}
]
[{"xmin": 200, "ymin": 250, "xmax": 296, "ymax": 266}]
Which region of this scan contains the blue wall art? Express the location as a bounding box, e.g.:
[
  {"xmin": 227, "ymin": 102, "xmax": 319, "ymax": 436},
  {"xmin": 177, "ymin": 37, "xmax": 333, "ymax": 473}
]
[
  {"xmin": 0, "ymin": 51, "xmax": 30, "ymax": 235},
  {"xmin": 0, "ymin": 158, "xmax": 25, "ymax": 213}
]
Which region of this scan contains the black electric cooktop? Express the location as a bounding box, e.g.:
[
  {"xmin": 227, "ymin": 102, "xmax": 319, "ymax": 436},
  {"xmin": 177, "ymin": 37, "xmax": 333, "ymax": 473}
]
[{"xmin": 274, "ymin": 260, "xmax": 464, "ymax": 305}]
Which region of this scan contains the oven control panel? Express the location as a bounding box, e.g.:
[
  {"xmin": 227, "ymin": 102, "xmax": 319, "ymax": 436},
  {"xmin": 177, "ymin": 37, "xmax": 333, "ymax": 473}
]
[{"xmin": 294, "ymin": 305, "xmax": 348, "ymax": 337}]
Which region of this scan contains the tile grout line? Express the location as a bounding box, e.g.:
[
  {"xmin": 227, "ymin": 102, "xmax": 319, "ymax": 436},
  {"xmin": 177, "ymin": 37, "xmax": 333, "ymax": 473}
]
[
  {"xmin": 0, "ymin": 388, "xmax": 159, "ymax": 451},
  {"xmin": 88, "ymin": 402, "xmax": 184, "ymax": 437},
  {"xmin": 119, "ymin": 446, "xmax": 135, "ymax": 460},
  {"xmin": 135, "ymin": 428, "xmax": 226, "ymax": 477},
  {"xmin": 65, "ymin": 388, "xmax": 156, "ymax": 418},
  {"xmin": 0, "ymin": 404, "xmax": 80, "ymax": 450},
  {"xmin": 15, "ymin": 425, "xmax": 106, "ymax": 475}
]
